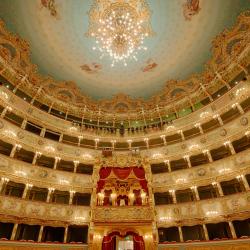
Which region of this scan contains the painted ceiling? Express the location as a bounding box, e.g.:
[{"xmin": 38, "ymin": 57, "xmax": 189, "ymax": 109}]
[{"xmin": 0, "ymin": 0, "xmax": 249, "ymax": 100}]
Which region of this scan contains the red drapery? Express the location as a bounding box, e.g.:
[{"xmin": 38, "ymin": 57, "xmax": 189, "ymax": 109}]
[
  {"xmin": 102, "ymin": 231, "xmax": 145, "ymax": 250},
  {"xmin": 99, "ymin": 167, "xmax": 145, "ymax": 180},
  {"xmin": 97, "ymin": 167, "xmax": 148, "ymax": 203}
]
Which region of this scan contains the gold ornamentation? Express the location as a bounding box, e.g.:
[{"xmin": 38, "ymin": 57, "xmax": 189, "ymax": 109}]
[{"xmin": 87, "ymin": 0, "xmax": 153, "ymax": 66}]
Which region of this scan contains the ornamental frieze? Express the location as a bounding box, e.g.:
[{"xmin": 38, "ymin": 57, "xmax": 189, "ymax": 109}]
[
  {"xmin": 92, "ymin": 206, "xmax": 154, "ymax": 222},
  {"xmin": 0, "ymin": 195, "xmax": 90, "ymax": 226},
  {"xmin": 152, "ymin": 148, "xmax": 250, "ymax": 192},
  {"xmin": 156, "ymin": 191, "xmax": 250, "ymax": 227}
]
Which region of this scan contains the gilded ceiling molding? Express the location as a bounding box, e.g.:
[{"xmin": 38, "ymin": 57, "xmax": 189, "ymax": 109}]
[{"xmin": 0, "ymin": 11, "xmax": 249, "ymax": 114}]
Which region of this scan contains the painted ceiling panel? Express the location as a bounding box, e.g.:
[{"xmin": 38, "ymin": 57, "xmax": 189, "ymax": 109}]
[{"xmin": 0, "ymin": 0, "xmax": 249, "ymax": 100}]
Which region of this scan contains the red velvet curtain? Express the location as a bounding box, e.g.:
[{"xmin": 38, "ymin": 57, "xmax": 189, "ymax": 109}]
[
  {"xmin": 102, "ymin": 231, "xmax": 145, "ymax": 250},
  {"xmin": 113, "ymin": 167, "xmax": 132, "ymax": 180},
  {"xmin": 133, "ymin": 235, "xmax": 145, "ymax": 250},
  {"xmin": 133, "ymin": 167, "xmax": 145, "ymax": 179},
  {"xmin": 99, "ymin": 167, "xmax": 112, "ymax": 179},
  {"xmin": 102, "ymin": 235, "xmax": 115, "ymax": 250},
  {"xmin": 99, "ymin": 167, "xmax": 146, "ymax": 180}
]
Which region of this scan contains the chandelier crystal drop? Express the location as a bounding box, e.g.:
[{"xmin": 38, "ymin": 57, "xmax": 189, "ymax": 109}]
[{"xmin": 87, "ymin": 0, "xmax": 153, "ymax": 67}]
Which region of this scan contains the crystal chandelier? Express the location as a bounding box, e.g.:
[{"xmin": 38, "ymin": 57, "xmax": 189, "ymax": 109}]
[{"xmin": 87, "ymin": 0, "xmax": 153, "ymax": 67}]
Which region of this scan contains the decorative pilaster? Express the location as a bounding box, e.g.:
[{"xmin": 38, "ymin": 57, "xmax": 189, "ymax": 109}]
[
  {"xmin": 213, "ymin": 114, "xmax": 224, "ymax": 126},
  {"xmin": 237, "ymin": 175, "xmax": 250, "ymax": 191},
  {"xmin": 127, "ymin": 139, "xmax": 132, "ymax": 150},
  {"xmin": 38, "ymin": 225, "xmax": 44, "ymax": 242},
  {"xmin": 40, "ymin": 128, "xmax": 46, "ymax": 137},
  {"xmin": 203, "ymin": 149, "xmax": 213, "ymax": 162},
  {"xmin": 228, "ymin": 221, "xmax": 237, "ymax": 239},
  {"xmin": 53, "ymin": 157, "xmax": 61, "ymax": 169},
  {"xmin": 10, "ymin": 144, "xmax": 22, "ymax": 158},
  {"xmin": 59, "ymin": 133, "xmax": 63, "ymax": 142},
  {"xmin": 22, "ymin": 183, "xmax": 33, "ymax": 199},
  {"xmin": 0, "ymin": 177, "xmax": 9, "ymax": 194},
  {"xmin": 32, "ymin": 151, "xmax": 41, "ymax": 165},
  {"xmin": 191, "ymin": 186, "xmax": 200, "ymax": 201},
  {"xmin": 21, "ymin": 119, "xmax": 27, "ymax": 129},
  {"xmin": 144, "ymin": 138, "xmax": 149, "ymax": 149},
  {"xmin": 169, "ymin": 189, "xmax": 176, "ymax": 204},
  {"xmin": 78, "ymin": 135, "xmax": 83, "ymax": 146},
  {"xmin": 0, "ymin": 106, "xmax": 12, "ymax": 118},
  {"xmin": 202, "ymin": 224, "xmax": 209, "ymax": 241},
  {"xmin": 178, "ymin": 226, "xmax": 184, "ymax": 242},
  {"xmin": 195, "ymin": 123, "xmax": 204, "ymax": 134},
  {"xmin": 164, "ymin": 160, "xmax": 171, "ymax": 172},
  {"xmin": 160, "ymin": 135, "xmax": 167, "ymax": 145},
  {"xmin": 10, "ymin": 223, "xmax": 18, "ymax": 240},
  {"xmin": 224, "ymin": 141, "xmax": 236, "ymax": 155},
  {"xmin": 212, "ymin": 182, "xmax": 224, "ymax": 197},
  {"xmin": 184, "ymin": 155, "xmax": 192, "ymax": 168},
  {"xmin": 69, "ymin": 190, "xmax": 75, "ymax": 205},
  {"xmin": 46, "ymin": 188, "xmax": 55, "ymax": 202},
  {"xmin": 94, "ymin": 138, "xmax": 99, "ymax": 149},
  {"xmin": 178, "ymin": 130, "xmax": 185, "ymax": 141},
  {"xmin": 64, "ymin": 226, "xmax": 68, "ymax": 243},
  {"xmin": 232, "ymin": 102, "xmax": 245, "ymax": 114},
  {"xmin": 73, "ymin": 160, "xmax": 79, "ymax": 173}
]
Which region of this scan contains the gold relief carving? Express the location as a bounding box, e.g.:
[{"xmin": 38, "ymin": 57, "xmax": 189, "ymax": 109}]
[
  {"xmin": 156, "ymin": 191, "xmax": 250, "ymax": 227},
  {"xmin": 93, "ymin": 206, "xmax": 154, "ymax": 222},
  {"xmin": 152, "ymin": 148, "xmax": 250, "ymax": 191},
  {"xmin": 0, "ymin": 244, "xmax": 87, "ymax": 250},
  {"xmin": 0, "ymin": 11, "xmax": 249, "ymax": 115},
  {"xmin": 159, "ymin": 244, "xmax": 250, "ymax": 250},
  {"xmin": 0, "ymin": 195, "xmax": 90, "ymax": 226},
  {"xmin": 99, "ymin": 154, "xmax": 144, "ymax": 168},
  {"xmin": 0, "ymin": 153, "xmax": 92, "ymax": 192}
]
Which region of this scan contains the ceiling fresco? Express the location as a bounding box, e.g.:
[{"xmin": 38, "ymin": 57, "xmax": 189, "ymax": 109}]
[{"xmin": 0, "ymin": 0, "xmax": 249, "ymax": 100}]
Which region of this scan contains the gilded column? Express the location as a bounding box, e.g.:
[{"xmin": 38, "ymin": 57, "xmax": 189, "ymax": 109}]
[
  {"xmin": 203, "ymin": 149, "xmax": 213, "ymax": 163},
  {"xmin": 64, "ymin": 226, "xmax": 68, "ymax": 243},
  {"xmin": 22, "ymin": 183, "xmax": 33, "ymax": 199},
  {"xmin": 178, "ymin": 226, "xmax": 184, "ymax": 242},
  {"xmin": 202, "ymin": 224, "xmax": 209, "ymax": 241},
  {"xmin": 224, "ymin": 141, "xmax": 236, "ymax": 155},
  {"xmin": 21, "ymin": 119, "xmax": 27, "ymax": 129},
  {"xmin": 184, "ymin": 155, "xmax": 192, "ymax": 168},
  {"xmin": 10, "ymin": 223, "xmax": 18, "ymax": 240},
  {"xmin": 38, "ymin": 225, "xmax": 44, "ymax": 242},
  {"xmin": 73, "ymin": 160, "xmax": 79, "ymax": 173},
  {"xmin": 32, "ymin": 151, "xmax": 41, "ymax": 165},
  {"xmin": 69, "ymin": 190, "xmax": 75, "ymax": 205},
  {"xmin": 0, "ymin": 177, "xmax": 9, "ymax": 193},
  {"xmin": 213, "ymin": 114, "xmax": 224, "ymax": 126},
  {"xmin": 228, "ymin": 221, "xmax": 237, "ymax": 239},
  {"xmin": 178, "ymin": 130, "xmax": 185, "ymax": 141},
  {"xmin": 46, "ymin": 188, "xmax": 55, "ymax": 202},
  {"xmin": 213, "ymin": 182, "xmax": 224, "ymax": 197},
  {"xmin": 164, "ymin": 160, "xmax": 171, "ymax": 172},
  {"xmin": 170, "ymin": 190, "xmax": 177, "ymax": 204}
]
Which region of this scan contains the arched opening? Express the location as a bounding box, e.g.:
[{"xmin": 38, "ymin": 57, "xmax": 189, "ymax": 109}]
[{"xmin": 102, "ymin": 231, "xmax": 145, "ymax": 250}]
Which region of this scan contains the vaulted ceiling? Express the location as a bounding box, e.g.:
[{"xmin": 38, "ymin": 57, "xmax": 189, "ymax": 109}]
[{"xmin": 0, "ymin": 0, "xmax": 249, "ymax": 100}]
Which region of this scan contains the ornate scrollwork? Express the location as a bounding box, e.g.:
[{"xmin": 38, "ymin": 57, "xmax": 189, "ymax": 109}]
[{"xmin": 0, "ymin": 11, "xmax": 249, "ymax": 116}]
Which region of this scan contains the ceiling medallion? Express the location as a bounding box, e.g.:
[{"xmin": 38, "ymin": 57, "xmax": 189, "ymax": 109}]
[{"xmin": 87, "ymin": 0, "xmax": 153, "ymax": 67}]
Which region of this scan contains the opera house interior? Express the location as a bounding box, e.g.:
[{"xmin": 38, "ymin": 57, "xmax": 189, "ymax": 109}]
[{"xmin": 0, "ymin": 0, "xmax": 250, "ymax": 249}]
